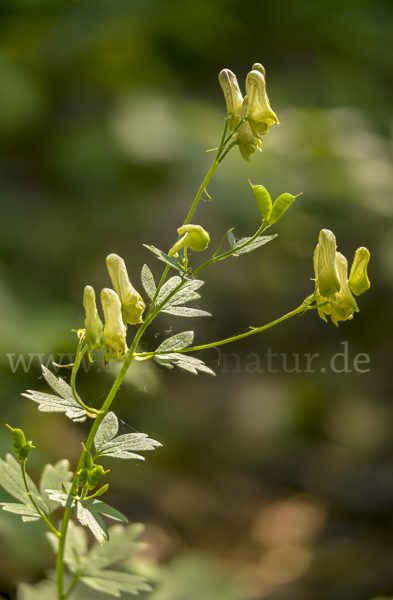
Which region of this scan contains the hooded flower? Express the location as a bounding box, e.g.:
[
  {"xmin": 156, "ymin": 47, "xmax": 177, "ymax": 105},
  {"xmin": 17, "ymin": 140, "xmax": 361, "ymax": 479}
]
[
  {"xmin": 83, "ymin": 286, "xmax": 105, "ymax": 351},
  {"xmin": 101, "ymin": 288, "xmax": 128, "ymax": 363},
  {"xmin": 348, "ymin": 247, "xmax": 370, "ymax": 296},
  {"xmin": 312, "ymin": 229, "xmax": 368, "ymax": 326},
  {"xmin": 218, "ymin": 69, "xmax": 243, "ymax": 132},
  {"xmin": 168, "ymin": 225, "xmax": 210, "ymax": 258},
  {"xmin": 106, "ymin": 254, "xmax": 145, "ymax": 326},
  {"xmin": 244, "ymin": 69, "xmax": 279, "ymax": 138}
]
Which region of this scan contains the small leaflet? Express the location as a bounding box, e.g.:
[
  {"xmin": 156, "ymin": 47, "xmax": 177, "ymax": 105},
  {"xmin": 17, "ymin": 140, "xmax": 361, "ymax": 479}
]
[
  {"xmin": 94, "ymin": 412, "xmax": 161, "ymax": 460},
  {"xmin": 22, "ymin": 366, "xmax": 87, "ymax": 423},
  {"xmin": 0, "ymin": 454, "xmax": 48, "ymax": 519},
  {"xmin": 143, "ymin": 245, "xmax": 183, "ymax": 272},
  {"xmin": 156, "ymin": 331, "xmax": 194, "ymax": 353},
  {"xmin": 227, "ymin": 230, "xmax": 236, "ymax": 248},
  {"xmin": 154, "ymin": 353, "xmax": 215, "ymax": 376},
  {"xmin": 1, "ymin": 503, "xmax": 41, "ymax": 522},
  {"xmin": 162, "ymin": 306, "xmax": 211, "ymax": 318},
  {"xmin": 141, "ymin": 264, "xmax": 157, "ymax": 300},
  {"xmin": 231, "ymin": 234, "xmax": 277, "ymax": 256}
]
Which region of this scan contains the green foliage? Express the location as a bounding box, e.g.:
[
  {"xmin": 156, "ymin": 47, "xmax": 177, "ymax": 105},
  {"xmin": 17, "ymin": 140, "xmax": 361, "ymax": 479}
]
[
  {"xmin": 143, "ymin": 245, "xmax": 184, "ymax": 272},
  {"xmin": 0, "ymin": 456, "xmax": 72, "ymax": 521},
  {"xmin": 230, "ymin": 234, "xmax": 277, "ymax": 256},
  {"xmin": 94, "ymin": 412, "xmax": 161, "ymax": 460},
  {"xmin": 22, "ymin": 366, "xmax": 87, "ymax": 423}
]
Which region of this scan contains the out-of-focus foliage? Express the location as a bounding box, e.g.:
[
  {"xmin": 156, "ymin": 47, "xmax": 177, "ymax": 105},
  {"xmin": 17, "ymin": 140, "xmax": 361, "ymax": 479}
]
[{"xmin": 0, "ymin": 0, "xmax": 393, "ymax": 599}]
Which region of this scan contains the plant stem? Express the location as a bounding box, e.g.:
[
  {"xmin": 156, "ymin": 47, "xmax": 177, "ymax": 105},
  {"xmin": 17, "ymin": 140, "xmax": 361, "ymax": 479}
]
[
  {"xmin": 20, "ymin": 462, "xmax": 60, "ymax": 538},
  {"xmin": 138, "ymin": 299, "xmax": 314, "ymax": 359}
]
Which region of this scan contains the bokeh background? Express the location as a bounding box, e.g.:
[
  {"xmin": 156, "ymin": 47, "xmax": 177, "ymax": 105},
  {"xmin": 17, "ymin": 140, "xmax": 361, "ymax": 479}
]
[{"xmin": 1, "ymin": 0, "xmax": 393, "ymax": 599}]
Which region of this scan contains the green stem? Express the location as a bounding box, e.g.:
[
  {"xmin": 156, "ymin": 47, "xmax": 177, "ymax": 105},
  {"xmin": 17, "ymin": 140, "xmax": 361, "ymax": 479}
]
[
  {"xmin": 183, "ymin": 158, "xmax": 220, "ymax": 225},
  {"xmin": 63, "ymin": 575, "xmax": 79, "ymax": 600},
  {"xmin": 138, "ymin": 299, "xmax": 314, "ymax": 359},
  {"xmin": 20, "ymin": 462, "xmax": 60, "ymax": 538}
]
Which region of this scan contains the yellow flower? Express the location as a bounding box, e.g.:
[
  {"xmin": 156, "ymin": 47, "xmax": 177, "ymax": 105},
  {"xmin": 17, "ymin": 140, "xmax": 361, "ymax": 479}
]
[
  {"xmin": 106, "ymin": 254, "xmax": 145, "ymax": 325},
  {"xmin": 101, "ymin": 288, "xmax": 128, "ymax": 363},
  {"xmin": 168, "ymin": 224, "xmax": 210, "ymax": 257},
  {"xmin": 218, "ymin": 69, "xmax": 243, "ymax": 131},
  {"xmin": 244, "ymin": 69, "xmax": 279, "ymax": 138},
  {"xmin": 83, "ymin": 286, "xmax": 105, "ymax": 351},
  {"xmin": 329, "ymin": 252, "xmax": 359, "ymax": 326},
  {"xmin": 348, "ymin": 247, "xmax": 370, "ymax": 295}
]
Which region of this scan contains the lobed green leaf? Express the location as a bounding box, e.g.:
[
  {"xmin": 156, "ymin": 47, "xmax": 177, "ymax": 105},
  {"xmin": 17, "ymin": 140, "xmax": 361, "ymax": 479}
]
[{"xmin": 154, "ymin": 353, "xmax": 215, "ymax": 376}]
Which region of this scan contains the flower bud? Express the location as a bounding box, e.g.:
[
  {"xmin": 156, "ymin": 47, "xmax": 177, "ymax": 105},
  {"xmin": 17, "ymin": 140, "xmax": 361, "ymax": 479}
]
[
  {"xmin": 313, "ymin": 229, "xmax": 341, "ymax": 298},
  {"xmin": 83, "ymin": 286, "xmax": 105, "ymax": 351},
  {"xmin": 218, "ymin": 69, "xmax": 243, "ymax": 131},
  {"xmin": 87, "ymin": 465, "xmax": 109, "ymax": 490},
  {"xmin": 348, "ymin": 247, "xmax": 370, "ymax": 295},
  {"xmin": 329, "ymin": 252, "xmax": 359, "ymax": 326},
  {"xmin": 106, "ymin": 254, "xmax": 145, "ymax": 325},
  {"xmin": 101, "ymin": 288, "xmax": 128, "ymax": 363},
  {"xmin": 268, "ymin": 192, "xmax": 298, "ymax": 225},
  {"xmin": 6, "ymin": 425, "xmax": 34, "ymax": 462},
  {"xmin": 245, "ymin": 69, "xmax": 279, "ymax": 138},
  {"xmin": 168, "ymin": 225, "xmax": 210, "ymax": 257},
  {"xmin": 249, "ymin": 181, "xmax": 272, "ymax": 221}
]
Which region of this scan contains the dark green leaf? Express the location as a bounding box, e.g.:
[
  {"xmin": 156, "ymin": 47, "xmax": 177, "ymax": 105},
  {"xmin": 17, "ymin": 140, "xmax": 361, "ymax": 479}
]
[
  {"xmin": 143, "ymin": 245, "xmax": 183, "ymax": 272},
  {"xmin": 231, "ymin": 234, "xmax": 277, "ymax": 256}
]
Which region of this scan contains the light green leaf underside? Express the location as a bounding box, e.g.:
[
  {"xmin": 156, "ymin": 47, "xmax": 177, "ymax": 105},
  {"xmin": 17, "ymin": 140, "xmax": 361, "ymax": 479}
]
[
  {"xmin": 75, "ymin": 498, "xmax": 128, "ymax": 545},
  {"xmin": 144, "ymin": 245, "xmax": 183, "ymax": 272},
  {"xmin": 162, "ymin": 306, "xmax": 211, "ymax": 317},
  {"xmin": 80, "ymin": 570, "xmax": 151, "ymax": 597},
  {"xmin": 1, "ymin": 503, "xmax": 40, "ymax": 522},
  {"xmin": 231, "ymin": 234, "xmax": 277, "ymax": 256},
  {"xmin": 83, "ymin": 523, "xmax": 145, "ymax": 569},
  {"xmin": 40, "ymin": 460, "xmax": 73, "ymax": 513},
  {"xmin": 157, "ymin": 331, "xmax": 194, "ymax": 352},
  {"xmin": 22, "ymin": 366, "xmax": 87, "ymax": 422},
  {"xmin": 94, "ymin": 412, "xmax": 161, "ymax": 460},
  {"xmin": 154, "ymin": 353, "xmax": 215, "ymax": 376},
  {"xmin": 0, "ymin": 454, "xmax": 48, "ymax": 516},
  {"xmin": 141, "ymin": 264, "xmax": 157, "ymax": 300}
]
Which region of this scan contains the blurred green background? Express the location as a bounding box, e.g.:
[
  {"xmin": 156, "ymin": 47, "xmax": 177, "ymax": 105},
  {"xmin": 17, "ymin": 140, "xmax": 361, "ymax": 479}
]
[{"xmin": 1, "ymin": 0, "xmax": 393, "ymax": 598}]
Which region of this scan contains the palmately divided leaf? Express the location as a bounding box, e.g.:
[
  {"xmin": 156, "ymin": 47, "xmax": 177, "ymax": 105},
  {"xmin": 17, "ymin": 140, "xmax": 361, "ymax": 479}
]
[
  {"xmin": 45, "ymin": 490, "xmax": 73, "ymax": 507},
  {"xmin": 46, "ymin": 521, "xmax": 88, "ymax": 574},
  {"xmin": 143, "ymin": 245, "xmax": 183, "ymax": 272},
  {"xmin": 162, "ymin": 306, "xmax": 211, "ymax": 318},
  {"xmin": 154, "ymin": 353, "xmax": 215, "ymax": 376},
  {"xmin": 157, "ymin": 276, "xmax": 182, "ymax": 306},
  {"xmin": 94, "ymin": 413, "xmax": 161, "ymax": 460},
  {"xmin": 156, "ymin": 331, "xmax": 194, "ymax": 353},
  {"xmin": 80, "ymin": 569, "xmax": 151, "ymax": 597},
  {"xmin": 141, "ymin": 264, "xmax": 157, "ymax": 300},
  {"xmin": 83, "ymin": 523, "xmax": 145, "ymax": 570},
  {"xmin": 99, "ymin": 433, "xmax": 162, "ymax": 460},
  {"xmin": 94, "ymin": 412, "xmax": 119, "ymax": 454},
  {"xmin": 232, "ymin": 234, "xmax": 277, "ymax": 256},
  {"xmin": 0, "ymin": 454, "xmax": 48, "ymax": 513},
  {"xmin": 1, "ymin": 503, "xmax": 41, "ymax": 522},
  {"xmin": 39, "ymin": 460, "xmax": 73, "ymax": 513}
]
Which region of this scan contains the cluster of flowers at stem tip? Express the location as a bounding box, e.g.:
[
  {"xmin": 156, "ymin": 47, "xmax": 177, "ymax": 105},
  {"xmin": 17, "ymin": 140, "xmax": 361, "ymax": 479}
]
[
  {"xmin": 83, "ymin": 253, "xmax": 146, "ymax": 363},
  {"xmin": 313, "ymin": 229, "xmax": 370, "ymax": 326},
  {"xmin": 219, "ymin": 63, "xmax": 279, "ymax": 161}
]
